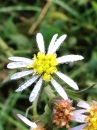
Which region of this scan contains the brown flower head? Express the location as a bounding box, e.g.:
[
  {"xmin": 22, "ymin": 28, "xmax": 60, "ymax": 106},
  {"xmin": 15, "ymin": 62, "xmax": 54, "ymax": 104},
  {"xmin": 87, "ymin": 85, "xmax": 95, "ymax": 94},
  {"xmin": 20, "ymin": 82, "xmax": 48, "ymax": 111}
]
[{"xmin": 53, "ymin": 99, "xmax": 75, "ymax": 130}]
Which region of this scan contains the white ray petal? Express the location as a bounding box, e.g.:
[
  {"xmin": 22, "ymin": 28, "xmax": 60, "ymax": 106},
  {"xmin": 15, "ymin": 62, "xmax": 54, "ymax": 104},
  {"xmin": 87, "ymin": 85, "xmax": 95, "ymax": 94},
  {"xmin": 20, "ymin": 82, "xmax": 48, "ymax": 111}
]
[
  {"xmin": 77, "ymin": 101, "xmax": 91, "ymax": 109},
  {"xmin": 17, "ymin": 114, "xmax": 37, "ymax": 128},
  {"xmin": 57, "ymin": 55, "xmax": 84, "ymax": 64},
  {"xmin": 8, "ymin": 56, "xmax": 32, "ymax": 63},
  {"xmin": 70, "ymin": 124, "xmax": 86, "ymax": 130},
  {"xmin": 73, "ymin": 114, "xmax": 86, "ymax": 123},
  {"xmin": 73, "ymin": 109, "xmax": 87, "ymax": 115},
  {"xmin": 7, "ymin": 62, "xmax": 29, "ymax": 69},
  {"xmin": 29, "ymin": 78, "xmax": 42, "ymax": 102},
  {"xmin": 47, "ymin": 34, "xmax": 58, "ymax": 54},
  {"xmin": 50, "ymin": 34, "xmax": 67, "ymax": 54},
  {"xmin": 10, "ymin": 70, "xmax": 33, "ymax": 80},
  {"xmin": 15, "ymin": 76, "xmax": 39, "ymax": 92},
  {"xmin": 51, "ymin": 78, "xmax": 68, "ymax": 100},
  {"xmin": 56, "ymin": 71, "xmax": 78, "ymax": 90},
  {"xmin": 36, "ymin": 33, "xmax": 45, "ymax": 53}
]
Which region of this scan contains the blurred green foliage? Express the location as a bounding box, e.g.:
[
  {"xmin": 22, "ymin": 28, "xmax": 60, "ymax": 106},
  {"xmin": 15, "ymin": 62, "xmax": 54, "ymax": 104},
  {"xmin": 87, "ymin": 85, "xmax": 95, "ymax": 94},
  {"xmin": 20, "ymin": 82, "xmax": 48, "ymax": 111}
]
[{"xmin": 1, "ymin": 0, "xmax": 97, "ymax": 129}]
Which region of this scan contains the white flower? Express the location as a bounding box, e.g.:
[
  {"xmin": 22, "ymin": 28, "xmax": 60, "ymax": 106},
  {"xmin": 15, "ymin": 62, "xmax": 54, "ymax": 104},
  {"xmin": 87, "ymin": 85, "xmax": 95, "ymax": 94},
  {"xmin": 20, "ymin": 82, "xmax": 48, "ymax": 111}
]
[
  {"xmin": 17, "ymin": 114, "xmax": 37, "ymax": 130},
  {"xmin": 70, "ymin": 101, "xmax": 97, "ymax": 130},
  {"xmin": 7, "ymin": 33, "xmax": 84, "ymax": 102}
]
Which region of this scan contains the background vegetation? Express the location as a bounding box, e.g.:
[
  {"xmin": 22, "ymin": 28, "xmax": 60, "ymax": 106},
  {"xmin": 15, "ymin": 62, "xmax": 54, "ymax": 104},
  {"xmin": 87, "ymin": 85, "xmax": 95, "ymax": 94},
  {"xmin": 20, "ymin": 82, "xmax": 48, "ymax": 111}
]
[{"xmin": 1, "ymin": 0, "xmax": 97, "ymax": 129}]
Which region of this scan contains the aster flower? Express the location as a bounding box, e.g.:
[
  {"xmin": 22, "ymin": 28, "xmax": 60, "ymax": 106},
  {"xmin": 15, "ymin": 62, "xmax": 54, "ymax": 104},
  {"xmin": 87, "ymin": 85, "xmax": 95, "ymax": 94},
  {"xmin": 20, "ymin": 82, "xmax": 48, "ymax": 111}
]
[
  {"xmin": 7, "ymin": 33, "xmax": 84, "ymax": 102},
  {"xmin": 17, "ymin": 114, "xmax": 45, "ymax": 130},
  {"xmin": 52, "ymin": 99, "xmax": 75, "ymax": 130},
  {"xmin": 70, "ymin": 101, "xmax": 97, "ymax": 130}
]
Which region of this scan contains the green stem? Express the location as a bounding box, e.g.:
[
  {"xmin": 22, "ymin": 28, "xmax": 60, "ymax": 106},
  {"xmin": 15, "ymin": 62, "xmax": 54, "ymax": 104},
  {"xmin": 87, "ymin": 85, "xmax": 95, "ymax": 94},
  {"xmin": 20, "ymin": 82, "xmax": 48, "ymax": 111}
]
[
  {"xmin": 44, "ymin": 85, "xmax": 55, "ymax": 100},
  {"xmin": 32, "ymin": 92, "xmax": 40, "ymax": 115},
  {"xmin": 0, "ymin": 37, "xmax": 12, "ymax": 56}
]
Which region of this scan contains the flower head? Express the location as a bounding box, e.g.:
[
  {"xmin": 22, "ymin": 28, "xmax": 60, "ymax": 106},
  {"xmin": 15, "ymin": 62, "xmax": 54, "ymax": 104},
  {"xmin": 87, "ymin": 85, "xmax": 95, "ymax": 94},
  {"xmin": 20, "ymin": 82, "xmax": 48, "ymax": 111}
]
[
  {"xmin": 7, "ymin": 33, "xmax": 84, "ymax": 102},
  {"xmin": 53, "ymin": 99, "xmax": 75, "ymax": 130},
  {"xmin": 17, "ymin": 114, "xmax": 45, "ymax": 130},
  {"xmin": 70, "ymin": 101, "xmax": 97, "ymax": 130}
]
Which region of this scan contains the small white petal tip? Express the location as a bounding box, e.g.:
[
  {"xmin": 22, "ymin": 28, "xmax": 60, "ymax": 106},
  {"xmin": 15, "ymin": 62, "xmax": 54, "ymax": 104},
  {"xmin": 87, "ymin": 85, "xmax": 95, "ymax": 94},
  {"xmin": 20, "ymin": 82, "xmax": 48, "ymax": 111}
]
[
  {"xmin": 15, "ymin": 87, "xmax": 22, "ymax": 92},
  {"xmin": 78, "ymin": 55, "xmax": 84, "ymax": 60}
]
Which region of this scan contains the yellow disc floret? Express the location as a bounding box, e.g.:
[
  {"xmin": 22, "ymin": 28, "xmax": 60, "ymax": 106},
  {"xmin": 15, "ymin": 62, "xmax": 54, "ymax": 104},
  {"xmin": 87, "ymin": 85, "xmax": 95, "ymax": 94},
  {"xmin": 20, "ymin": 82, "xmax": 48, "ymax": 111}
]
[
  {"xmin": 83, "ymin": 104, "xmax": 97, "ymax": 130},
  {"xmin": 27, "ymin": 52, "xmax": 58, "ymax": 82}
]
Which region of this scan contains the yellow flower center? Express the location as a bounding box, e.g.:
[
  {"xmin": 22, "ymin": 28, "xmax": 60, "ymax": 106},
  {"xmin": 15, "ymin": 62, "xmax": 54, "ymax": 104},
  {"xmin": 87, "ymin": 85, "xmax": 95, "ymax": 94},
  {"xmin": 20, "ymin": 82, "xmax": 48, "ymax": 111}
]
[
  {"xmin": 27, "ymin": 52, "xmax": 58, "ymax": 82},
  {"xmin": 83, "ymin": 104, "xmax": 97, "ymax": 130}
]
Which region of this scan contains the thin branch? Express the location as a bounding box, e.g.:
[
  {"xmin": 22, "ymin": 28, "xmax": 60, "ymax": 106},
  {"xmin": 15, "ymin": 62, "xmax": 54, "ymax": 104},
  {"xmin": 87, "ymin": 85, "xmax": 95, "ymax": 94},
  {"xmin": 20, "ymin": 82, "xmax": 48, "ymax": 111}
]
[{"xmin": 28, "ymin": 1, "xmax": 51, "ymax": 35}]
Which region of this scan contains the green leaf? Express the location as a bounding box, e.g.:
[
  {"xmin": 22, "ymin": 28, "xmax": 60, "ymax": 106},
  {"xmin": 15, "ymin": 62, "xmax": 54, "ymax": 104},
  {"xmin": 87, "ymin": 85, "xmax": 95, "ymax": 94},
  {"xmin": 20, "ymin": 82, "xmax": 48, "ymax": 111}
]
[
  {"xmin": 47, "ymin": 11, "xmax": 69, "ymax": 21},
  {"xmin": 0, "ymin": 6, "xmax": 41, "ymax": 12},
  {"xmin": 91, "ymin": 1, "xmax": 97, "ymax": 13}
]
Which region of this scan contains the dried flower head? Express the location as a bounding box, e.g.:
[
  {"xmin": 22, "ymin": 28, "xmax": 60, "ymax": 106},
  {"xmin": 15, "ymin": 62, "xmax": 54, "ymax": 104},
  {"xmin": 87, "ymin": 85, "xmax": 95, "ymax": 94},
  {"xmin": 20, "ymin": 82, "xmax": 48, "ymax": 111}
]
[
  {"xmin": 7, "ymin": 33, "xmax": 84, "ymax": 102},
  {"xmin": 53, "ymin": 99, "xmax": 75, "ymax": 130}
]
